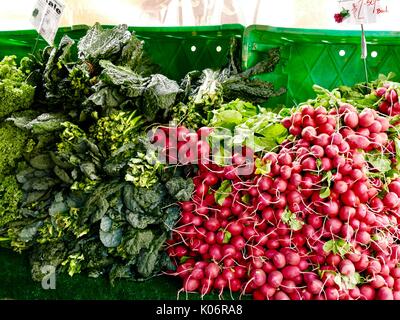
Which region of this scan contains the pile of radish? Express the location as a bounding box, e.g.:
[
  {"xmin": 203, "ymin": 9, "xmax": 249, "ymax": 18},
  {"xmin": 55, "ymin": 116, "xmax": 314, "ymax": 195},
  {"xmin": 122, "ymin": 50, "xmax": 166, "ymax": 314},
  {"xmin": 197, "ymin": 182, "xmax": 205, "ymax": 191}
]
[
  {"xmin": 377, "ymin": 85, "xmax": 400, "ymax": 116},
  {"xmin": 166, "ymin": 102, "xmax": 400, "ymax": 300}
]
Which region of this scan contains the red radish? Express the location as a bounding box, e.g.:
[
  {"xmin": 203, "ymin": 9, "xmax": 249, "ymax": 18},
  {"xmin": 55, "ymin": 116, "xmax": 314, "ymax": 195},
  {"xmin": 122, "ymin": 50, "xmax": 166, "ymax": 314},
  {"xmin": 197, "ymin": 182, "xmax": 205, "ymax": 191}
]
[
  {"xmin": 326, "ymin": 254, "xmax": 341, "ymax": 266},
  {"xmin": 253, "ymin": 291, "xmax": 265, "ymax": 300},
  {"xmin": 325, "ymin": 145, "xmax": 339, "ymax": 158},
  {"xmin": 268, "ymin": 270, "xmax": 284, "ymax": 288},
  {"xmin": 356, "ymin": 230, "xmax": 371, "ymax": 245},
  {"xmin": 339, "ymin": 206, "xmax": 356, "ymax": 221},
  {"xmin": 339, "ymin": 103, "xmax": 357, "ymax": 114},
  {"xmin": 302, "ymin": 157, "xmax": 317, "ymax": 171},
  {"xmin": 344, "ymin": 112, "xmax": 359, "ymax": 128},
  {"xmin": 333, "ymin": 181, "xmax": 348, "ymax": 194},
  {"xmin": 184, "ymin": 278, "xmax": 200, "ymax": 292},
  {"xmin": 285, "ymin": 251, "xmax": 301, "ymax": 266},
  {"xmin": 386, "ymin": 89, "xmax": 398, "ymax": 104},
  {"xmin": 360, "ymin": 285, "xmax": 375, "ymax": 300},
  {"xmin": 204, "ymin": 218, "xmax": 220, "ymax": 232},
  {"xmin": 274, "ymin": 291, "xmax": 290, "ymax": 300},
  {"xmin": 260, "ymin": 284, "xmax": 276, "ymax": 299},
  {"xmin": 321, "ymin": 157, "xmax": 333, "ymax": 170},
  {"xmin": 346, "ymin": 134, "xmax": 370, "ymax": 149},
  {"xmin": 383, "ymin": 192, "xmax": 400, "ymax": 209},
  {"xmin": 341, "ymin": 190, "xmax": 357, "ymax": 207},
  {"xmin": 375, "ymin": 87, "xmax": 387, "ymax": 97},
  {"xmin": 359, "ymin": 109, "xmax": 376, "ymax": 127},
  {"xmin": 302, "ymin": 105, "xmax": 315, "ymax": 117},
  {"xmin": 369, "ymin": 121, "xmax": 382, "ymax": 134},
  {"xmin": 282, "ymin": 266, "xmax": 300, "ymax": 279},
  {"xmin": 252, "ymin": 269, "xmax": 267, "ymax": 287},
  {"xmin": 302, "ymin": 127, "xmax": 317, "ymax": 141},
  {"xmin": 377, "ymin": 287, "xmax": 394, "ymax": 300},
  {"xmin": 307, "ymin": 279, "xmax": 323, "ymax": 295},
  {"xmin": 326, "ymin": 287, "xmax": 340, "ymax": 300},
  {"xmin": 389, "ymin": 181, "xmax": 400, "ymax": 196},
  {"xmin": 272, "ymin": 253, "xmax": 286, "ymax": 269},
  {"xmin": 280, "ymin": 165, "xmax": 292, "ymax": 180},
  {"xmin": 340, "ymin": 259, "xmax": 356, "ymax": 276},
  {"xmin": 209, "ymin": 245, "xmax": 222, "ymax": 260},
  {"xmin": 367, "ymin": 260, "xmax": 382, "ymax": 274},
  {"xmin": 315, "ymin": 134, "xmax": 330, "ymax": 147},
  {"xmin": 281, "ymin": 280, "xmax": 297, "ymax": 294},
  {"xmin": 370, "ymin": 197, "xmax": 384, "ymax": 213},
  {"xmin": 357, "ymin": 127, "xmax": 370, "ymax": 137},
  {"xmin": 311, "ymin": 145, "xmax": 324, "ymax": 158},
  {"xmin": 376, "ymin": 116, "xmax": 390, "ymax": 131},
  {"xmin": 191, "ymin": 268, "xmax": 205, "ymax": 280},
  {"xmin": 214, "ymin": 276, "xmax": 227, "ymax": 290},
  {"xmin": 282, "ymin": 117, "xmax": 292, "ymax": 128}
]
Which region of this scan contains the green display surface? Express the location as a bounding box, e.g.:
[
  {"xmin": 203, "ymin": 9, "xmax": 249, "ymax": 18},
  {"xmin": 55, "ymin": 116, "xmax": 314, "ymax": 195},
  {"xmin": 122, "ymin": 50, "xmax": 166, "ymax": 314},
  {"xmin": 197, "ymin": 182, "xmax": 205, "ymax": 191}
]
[
  {"xmin": 0, "ymin": 250, "xmax": 237, "ymax": 300},
  {"xmin": 243, "ymin": 25, "xmax": 400, "ymax": 107}
]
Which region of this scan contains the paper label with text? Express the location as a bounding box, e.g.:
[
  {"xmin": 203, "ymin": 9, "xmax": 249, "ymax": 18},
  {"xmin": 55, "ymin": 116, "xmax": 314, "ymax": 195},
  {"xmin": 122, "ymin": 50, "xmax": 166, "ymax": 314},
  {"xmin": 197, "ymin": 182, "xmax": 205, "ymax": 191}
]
[
  {"xmin": 338, "ymin": 0, "xmax": 388, "ymax": 24},
  {"xmin": 30, "ymin": 0, "xmax": 65, "ymax": 45}
]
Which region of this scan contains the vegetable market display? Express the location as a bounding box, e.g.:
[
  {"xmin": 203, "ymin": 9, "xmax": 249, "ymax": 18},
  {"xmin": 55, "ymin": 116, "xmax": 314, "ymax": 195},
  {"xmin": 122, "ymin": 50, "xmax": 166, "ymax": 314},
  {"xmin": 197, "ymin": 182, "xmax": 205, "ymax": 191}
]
[
  {"xmin": 0, "ymin": 24, "xmax": 282, "ymax": 284},
  {"xmin": 2, "ymin": 24, "xmax": 400, "ymax": 300}
]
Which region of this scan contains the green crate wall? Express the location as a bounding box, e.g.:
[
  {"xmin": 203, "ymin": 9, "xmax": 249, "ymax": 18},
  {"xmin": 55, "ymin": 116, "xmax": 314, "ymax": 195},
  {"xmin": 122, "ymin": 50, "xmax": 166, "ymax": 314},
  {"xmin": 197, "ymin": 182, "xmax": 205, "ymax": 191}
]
[
  {"xmin": 0, "ymin": 24, "xmax": 244, "ymax": 81},
  {"xmin": 243, "ymin": 25, "xmax": 400, "ymax": 107}
]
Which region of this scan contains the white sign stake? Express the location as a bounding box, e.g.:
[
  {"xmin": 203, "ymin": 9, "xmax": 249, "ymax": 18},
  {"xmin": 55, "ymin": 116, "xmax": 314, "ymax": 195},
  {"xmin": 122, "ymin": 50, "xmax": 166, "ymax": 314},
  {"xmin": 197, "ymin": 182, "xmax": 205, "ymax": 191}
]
[{"xmin": 30, "ymin": 0, "xmax": 65, "ymax": 46}]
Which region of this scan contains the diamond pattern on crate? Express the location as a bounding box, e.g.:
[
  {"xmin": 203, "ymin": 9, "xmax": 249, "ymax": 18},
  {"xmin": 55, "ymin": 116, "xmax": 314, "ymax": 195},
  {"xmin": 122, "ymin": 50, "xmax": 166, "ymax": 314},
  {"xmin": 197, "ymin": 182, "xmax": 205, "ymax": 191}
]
[
  {"xmin": 373, "ymin": 46, "xmax": 400, "ymax": 79},
  {"xmin": 138, "ymin": 35, "xmax": 238, "ymax": 81}
]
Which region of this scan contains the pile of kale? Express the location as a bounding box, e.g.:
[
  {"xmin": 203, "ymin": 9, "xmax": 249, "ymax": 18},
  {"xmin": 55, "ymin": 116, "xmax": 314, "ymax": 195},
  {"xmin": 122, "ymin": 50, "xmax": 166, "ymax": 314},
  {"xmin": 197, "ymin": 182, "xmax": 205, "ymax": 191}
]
[{"xmin": 0, "ymin": 24, "xmax": 283, "ymax": 283}]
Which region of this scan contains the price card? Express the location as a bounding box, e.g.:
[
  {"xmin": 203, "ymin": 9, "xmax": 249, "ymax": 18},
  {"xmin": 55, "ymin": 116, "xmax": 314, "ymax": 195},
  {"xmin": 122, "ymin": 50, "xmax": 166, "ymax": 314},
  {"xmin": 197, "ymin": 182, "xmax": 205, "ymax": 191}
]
[
  {"xmin": 338, "ymin": 0, "xmax": 389, "ymax": 24},
  {"xmin": 30, "ymin": 0, "xmax": 65, "ymax": 45}
]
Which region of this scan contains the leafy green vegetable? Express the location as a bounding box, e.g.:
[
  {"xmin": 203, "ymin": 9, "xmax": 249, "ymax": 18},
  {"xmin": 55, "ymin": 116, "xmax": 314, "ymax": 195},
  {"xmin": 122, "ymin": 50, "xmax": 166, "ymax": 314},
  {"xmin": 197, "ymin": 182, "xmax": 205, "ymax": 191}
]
[
  {"xmin": 215, "ymin": 181, "xmax": 232, "ymax": 206},
  {"xmin": 366, "ymin": 152, "xmax": 392, "ymax": 174},
  {"xmin": 0, "ymin": 56, "xmax": 35, "ymax": 118},
  {"xmin": 78, "ymin": 23, "xmax": 132, "ymax": 65},
  {"xmin": 254, "ymin": 158, "xmax": 271, "ymax": 175},
  {"xmin": 323, "ymin": 239, "xmax": 352, "ymax": 257},
  {"xmin": 0, "ymin": 122, "xmax": 28, "ymax": 176},
  {"xmin": 282, "ymin": 209, "xmax": 304, "ymax": 231}
]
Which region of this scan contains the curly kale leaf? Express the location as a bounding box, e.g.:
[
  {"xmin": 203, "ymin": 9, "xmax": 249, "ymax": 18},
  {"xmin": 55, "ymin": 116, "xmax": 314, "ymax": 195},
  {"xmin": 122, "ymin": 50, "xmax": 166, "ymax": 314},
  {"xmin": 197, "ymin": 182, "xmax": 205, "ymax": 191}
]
[
  {"xmin": 0, "ymin": 122, "xmax": 28, "ymax": 176},
  {"xmin": 142, "ymin": 74, "xmax": 181, "ymax": 121},
  {"xmin": 0, "ymin": 175, "xmax": 23, "ymax": 228},
  {"xmin": 0, "ymin": 56, "xmax": 35, "ymax": 118},
  {"xmin": 99, "ymin": 216, "xmax": 123, "ymax": 248},
  {"xmin": 136, "ymin": 232, "xmax": 167, "ymax": 278},
  {"xmin": 7, "ymin": 113, "xmax": 67, "ymax": 135},
  {"xmin": 78, "ymin": 23, "xmax": 132, "ymax": 65},
  {"xmin": 165, "ymin": 177, "xmax": 194, "ymax": 202},
  {"xmin": 91, "ymin": 61, "xmax": 180, "ymax": 121}
]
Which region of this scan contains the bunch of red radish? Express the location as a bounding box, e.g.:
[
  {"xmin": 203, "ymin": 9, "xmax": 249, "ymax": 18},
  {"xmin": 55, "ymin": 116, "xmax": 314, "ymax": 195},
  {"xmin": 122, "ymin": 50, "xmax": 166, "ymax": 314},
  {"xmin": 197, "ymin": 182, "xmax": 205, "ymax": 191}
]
[
  {"xmin": 377, "ymin": 85, "xmax": 400, "ymax": 116},
  {"xmin": 166, "ymin": 103, "xmax": 400, "ymax": 300}
]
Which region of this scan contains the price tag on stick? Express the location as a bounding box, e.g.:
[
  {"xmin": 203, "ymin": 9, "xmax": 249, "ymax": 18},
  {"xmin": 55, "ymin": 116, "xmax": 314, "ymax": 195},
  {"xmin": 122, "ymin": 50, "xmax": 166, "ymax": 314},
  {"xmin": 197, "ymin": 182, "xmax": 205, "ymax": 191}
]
[
  {"xmin": 30, "ymin": 0, "xmax": 65, "ymax": 46},
  {"xmin": 337, "ymin": 0, "xmax": 389, "ymax": 24},
  {"xmin": 335, "ymin": 1, "xmax": 389, "ymax": 83}
]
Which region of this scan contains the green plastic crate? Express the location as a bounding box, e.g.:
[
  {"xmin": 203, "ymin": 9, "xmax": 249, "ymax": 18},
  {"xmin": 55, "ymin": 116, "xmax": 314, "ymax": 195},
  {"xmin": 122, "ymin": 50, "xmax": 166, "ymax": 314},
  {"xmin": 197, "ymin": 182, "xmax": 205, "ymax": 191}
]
[
  {"xmin": 0, "ymin": 24, "xmax": 244, "ymax": 81},
  {"xmin": 0, "ymin": 25, "xmax": 89, "ymax": 60},
  {"xmin": 243, "ymin": 25, "xmax": 400, "ymax": 107}
]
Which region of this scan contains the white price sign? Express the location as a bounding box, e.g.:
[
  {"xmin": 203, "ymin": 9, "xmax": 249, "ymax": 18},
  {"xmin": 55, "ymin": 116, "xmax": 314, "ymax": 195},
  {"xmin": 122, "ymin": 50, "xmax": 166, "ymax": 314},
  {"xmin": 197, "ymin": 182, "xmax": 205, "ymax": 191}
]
[
  {"xmin": 30, "ymin": 0, "xmax": 65, "ymax": 46},
  {"xmin": 338, "ymin": 0, "xmax": 388, "ymax": 24}
]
